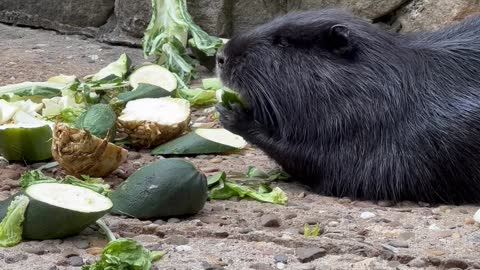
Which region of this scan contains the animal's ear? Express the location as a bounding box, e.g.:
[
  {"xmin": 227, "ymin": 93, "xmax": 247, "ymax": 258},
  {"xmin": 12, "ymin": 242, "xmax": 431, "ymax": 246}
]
[{"xmin": 327, "ymin": 24, "xmax": 352, "ymax": 55}]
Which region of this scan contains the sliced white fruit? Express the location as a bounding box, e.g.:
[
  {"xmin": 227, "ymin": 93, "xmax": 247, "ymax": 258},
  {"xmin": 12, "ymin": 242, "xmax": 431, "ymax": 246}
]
[
  {"xmin": 117, "ymin": 97, "xmax": 191, "ymax": 148},
  {"xmin": 129, "ymin": 64, "xmax": 177, "ymax": 91}
]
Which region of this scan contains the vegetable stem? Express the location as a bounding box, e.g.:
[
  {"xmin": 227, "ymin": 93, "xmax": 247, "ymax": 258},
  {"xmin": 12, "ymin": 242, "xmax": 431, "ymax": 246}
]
[{"xmin": 95, "ymin": 219, "xmax": 116, "ymax": 242}]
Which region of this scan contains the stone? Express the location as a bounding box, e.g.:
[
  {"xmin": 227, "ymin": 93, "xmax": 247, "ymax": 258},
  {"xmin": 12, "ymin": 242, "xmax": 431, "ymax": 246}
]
[
  {"xmin": 165, "ymin": 235, "xmax": 189, "ymax": 245},
  {"xmin": 5, "ymin": 253, "xmax": 28, "ymax": 264},
  {"xmin": 274, "ymin": 254, "xmax": 288, "ymax": 264},
  {"xmin": 474, "ymin": 209, "xmax": 480, "ymax": 223},
  {"xmin": 360, "ymin": 212, "xmax": 376, "ymax": 219},
  {"xmin": 444, "ymin": 259, "xmax": 469, "ymax": 269},
  {"xmin": 22, "ymin": 245, "xmax": 46, "ymax": 255},
  {"xmin": 72, "ymin": 238, "xmax": 90, "ymax": 249},
  {"xmin": 175, "ymin": 245, "xmax": 193, "ymax": 252},
  {"xmin": 239, "ymin": 228, "xmax": 253, "ymax": 234},
  {"xmin": 284, "ymin": 213, "xmax": 297, "ymax": 220},
  {"xmin": 397, "ymin": 0, "xmax": 480, "ymax": 33},
  {"xmin": 86, "ymin": 247, "xmax": 103, "ymax": 256},
  {"xmin": 276, "ymin": 262, "xmax": 286, "ymax": 269},
  {"xmin": 249, "ymin": 263, "xmax": 275, "ymax": 270},
  {"xmin": 154, "ymin": 219, "xmax": 167, "ymax": 225},
  {"xmin": 387, "ymin": 240, "xmax": 409, "ymax": 248},
  {"xmin": 261, "ymin": 214, "xmax": 281, "ymax": 227},
  {"xmin": 168, "ymin": 218, "xmax": 181, "ymax": 223},
  {"xmin": 295, "ymin": 247, "xmax": 326, "ymax": 263},
  {"xmin": 399, "ymin": 231, "xmax": 415, "ymax": 240},
  {"xmin": 408, "ymin": 258, "xmax": 427, "ymax": 268},
  {"xmin": 67, "ymin": 256, "xmax": 84, "ymax": 267}
]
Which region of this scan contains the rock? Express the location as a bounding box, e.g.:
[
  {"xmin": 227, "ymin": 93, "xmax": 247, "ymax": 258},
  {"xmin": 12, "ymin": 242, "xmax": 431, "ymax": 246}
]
[
  {"xmin": 168, "ymin": 218, "xmax": 181, "ymax": 224},
  {"xmin": 154, "ymin": 219, "xmax": 167, "ymax": 225},
  {"xmin": 274, "ymin": 254, "xmax": 288, "ymax": 264},
  {"xmin": 428, "ymin": 224, "xmax": 441, "ymax": 231},
  {"xmin": 284, "ymin": 213, "xmax": 297, "ymax": 220},
  {"xmin": 72, "ymin": 238, "xmax": 90, "ymax": 249},
  {"xmin": 261, "ymin": 214, "xmax": 281, "ymax": 227},
  {"xmin": 214, "ymin": 231, "xmax": 229, "ymax": 238},
  {"xmin": 408, "ymin": 258, "xmax": 427, "ymax": 268},
  {"xmin": 276, "ymin": 262, "xmax": 286, "ymax": 269},
  {"xmin": 387, "ymin": 240, "xmax": 409, "ymax": 248},
  {"xmin": 175, "ymin": 245, "xmax": 193, "ymax": 252},
  {"xmin": 67, "ymin": 256, "xmax": 84, "ymax": 267},
  {"xmin": 397, "ymin": 0, "xmax": 480, "ymax": 33},
  {"xmin": 165, "ymin": 235, "xmax": 189, "ymax": 245},
  {"xmin": 399, "ymin": 231, "xmax": 415, "ymax": 240},
  {"xmin": 360, "ymin": 212, "xmax": 376, "ymax": 219},
  {"xmin": 22, "ymin": 245, "xmax": 46, "ymax": 255},
  {"xmin": 5, "ymin": 253, "xmax": 28, "ymax": 264},
  {"xmin": 327, "ymin": 221, "xmax": 339, "ymax": 227},
  {"xmin": 295, "ymin": 247, "xmax": 326, "ymax": 263},
  {"xmin": 86, "ymin": 247, "xmax": 103, "ymax": 256},
  {"xmin": 465, "ymin": 217, "xmax": 476, "ymax": 225},
  {"xmin": 474, "ymin": 209, "xmax": 480, "ymax": 223},
  {"xmin": 377, "ymin": 200, "xmax": 395, "ymax": 207},
  {"xmin": 239, "ymin": 228, "xmax": 253, "ymax": 234},
  {"xmin": 249, "ymin": 263, "xmax": 275, "ymax": 270},
  {"xmin": 133, "ymin": 234, "xmax": 160, "ymax": 243},
  {"xmin": 444, "ymin": 259, "xmax": 469, "ymax": 269}
]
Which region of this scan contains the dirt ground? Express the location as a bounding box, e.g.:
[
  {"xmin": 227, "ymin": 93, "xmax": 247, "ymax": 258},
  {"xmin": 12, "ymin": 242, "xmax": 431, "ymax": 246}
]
[{"xmin": 0, "ymin": 23, "xmax": 479, "ymax": 270}]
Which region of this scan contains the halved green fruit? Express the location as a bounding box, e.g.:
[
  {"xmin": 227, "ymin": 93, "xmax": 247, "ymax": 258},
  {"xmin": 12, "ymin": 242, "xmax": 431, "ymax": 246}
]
[
  {"xmin": 151, "ymin": 128, "xmax": 247, "ymax": 155},
  {"xmin": 110, "ymin": 158, "xmax": 207, "ymax": 218},
  {"xmin": 0, "ymin": 123, "xmax": 52, "ymax": 162},
  {"xmin": 0, "ymin": 82, "xmax": 64, "ymax": 101},
  {"xmin": 129, "ymin": 64, "xmax": 177, "ymax": 92},
  {"xmin": 0, "ymin": 183, "xmax": 112, "ymax": 240}
]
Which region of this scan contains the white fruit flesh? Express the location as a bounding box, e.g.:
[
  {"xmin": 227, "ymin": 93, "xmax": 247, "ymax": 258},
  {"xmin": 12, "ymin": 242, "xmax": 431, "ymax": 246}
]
[
  {"xmin": 196, "ymin": 128, "xmax": 247, "ymax": 149},
  {"xmin": 129, "ymin": 65, "xmax": 177, "ymax": 91},
  {"xmin": 26, "ymin": 183, "xmax": 112, "ymax": 213},
  {"xmin": 119, "ymin": 97, "xmax": 190, "ymax": 125}
]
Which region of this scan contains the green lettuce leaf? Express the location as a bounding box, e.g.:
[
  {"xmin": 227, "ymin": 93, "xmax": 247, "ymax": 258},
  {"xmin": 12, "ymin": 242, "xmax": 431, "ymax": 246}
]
[
  {"xmin": 177, "ymin": 88, "xmax": 216, "ymax": 106},
  {"xmin": 0, "ymin": 195, "xmax": 30, "ymax": 247}
]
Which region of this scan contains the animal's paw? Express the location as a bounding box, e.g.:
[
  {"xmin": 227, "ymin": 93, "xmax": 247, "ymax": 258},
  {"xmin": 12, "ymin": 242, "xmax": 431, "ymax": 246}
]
[{"xmin": 215, "ymin": 103, "xmax": 254, "ymax": 136}]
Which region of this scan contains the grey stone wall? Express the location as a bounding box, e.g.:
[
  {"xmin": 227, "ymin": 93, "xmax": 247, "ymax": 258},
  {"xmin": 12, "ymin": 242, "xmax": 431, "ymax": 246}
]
[{"xmin": 0, "ymin": 0, "xmax": 479, "ymax": 46}]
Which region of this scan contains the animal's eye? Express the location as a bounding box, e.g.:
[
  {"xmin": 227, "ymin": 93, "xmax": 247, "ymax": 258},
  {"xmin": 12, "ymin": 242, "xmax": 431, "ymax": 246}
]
[{"xmin": 274, "ymin": 37, "xmax": 289, "ymax": 48}]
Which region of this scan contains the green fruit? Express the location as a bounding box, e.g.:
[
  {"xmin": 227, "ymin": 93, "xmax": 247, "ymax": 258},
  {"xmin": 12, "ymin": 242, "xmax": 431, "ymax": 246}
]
[
  {"xmin": 110, "ymin": 158, "xmax": 208, "ymax": 218},
  {"xmin": 151, "ymin": 128, "xmax": 247, "ymax": 155},
  {"xmin": 0, "ymin": 183, "xmax": 112, "ymax": 240},
  {"xmin": 74, "ymin": 104, "xmax": 117, "ymax": 140},
  {"xmin": 0, "ymin": 124, "xmax": 52, "ymax": 162},
  {"xmin": 129, "ymin": 64, "xmax": 177, "ymax": 92}
]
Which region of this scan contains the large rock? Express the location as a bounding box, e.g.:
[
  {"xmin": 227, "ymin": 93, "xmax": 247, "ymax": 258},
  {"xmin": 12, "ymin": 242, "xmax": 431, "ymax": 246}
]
[
  {"xmin": 397, "ymin": 0, "xmax": 480, "ymax": 32},
  {"xmin": 0, "ymin": 0, "xmax": 114, "ymax": 28}
]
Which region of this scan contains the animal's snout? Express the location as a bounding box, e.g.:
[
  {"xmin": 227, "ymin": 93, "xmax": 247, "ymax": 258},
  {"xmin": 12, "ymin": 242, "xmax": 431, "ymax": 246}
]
[{"xmin": 216, "ymin": 48, "xmax": 226, "ymax": 68}]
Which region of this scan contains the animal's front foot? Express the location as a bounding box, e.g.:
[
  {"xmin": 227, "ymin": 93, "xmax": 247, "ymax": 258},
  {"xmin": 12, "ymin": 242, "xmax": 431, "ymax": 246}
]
[{"xmin": 216, "ymin": 103, "xmax": 256, "ymax": 137}]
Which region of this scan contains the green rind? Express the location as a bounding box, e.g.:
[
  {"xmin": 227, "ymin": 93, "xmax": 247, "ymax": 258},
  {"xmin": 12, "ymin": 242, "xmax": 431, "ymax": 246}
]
[
  {"xmin": 0, "ymin": 188, "xmax": 112, "ymax": 240},
  {"xmin": 0, "ymin": 82, "xmax": 64, "ymax": 100},
  {"xmin": 74, "ymin": 104, "xmax": 117, "ymax": 139},
  {"xmin": 110, "ymin": 158, "xmax": 208, "ymax": 218},
  {"xmin": 221, "ymin": 88, "xmax": 246, "ymax": 109},
  {"xmin": 151, "ymin": 131, "xmax": 237, "ymax": 155},
  {"xmin": 0, "ymin": 125, "xmax": 53, "ymax": 162},
  {"xmin": 117, "ymin": 83, "xmax": 172, "ymax": 103}
]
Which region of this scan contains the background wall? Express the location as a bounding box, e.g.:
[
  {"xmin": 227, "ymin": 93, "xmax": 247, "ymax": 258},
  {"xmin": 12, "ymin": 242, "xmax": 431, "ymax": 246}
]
[{"xmin": 0, "ymin": 0, "xmax": 479, "ymax": 46}]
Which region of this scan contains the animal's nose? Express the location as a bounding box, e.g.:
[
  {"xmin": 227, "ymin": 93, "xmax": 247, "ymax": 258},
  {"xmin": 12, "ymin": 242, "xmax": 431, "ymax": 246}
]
[{"xmin": 216, "ymin": 49, "xmax": 226, "ymax": 68}]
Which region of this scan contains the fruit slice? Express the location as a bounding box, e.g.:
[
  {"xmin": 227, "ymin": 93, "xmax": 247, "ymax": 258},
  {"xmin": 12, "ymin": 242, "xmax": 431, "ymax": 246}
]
[
  {"xmin": 0, "ymin": 123, "xmax": 53, "ymax": 162},
  {"xmin": 129, "ymin": 64, "xmax": 177, "ymax": 92},
  {"xmin": 151, "ymin": 128, "xmax": 247, "ymax": 155},
  {"xmin": 0, "ymin": 82, "xmax": 64, "ymax": 101},
  {"xmin": 52, "ymin": 123, "xmax": 128, "ymax": 177},
  {"xmin": 117, "ymin": 97, "xmax": 191, "ymax": 148},
  {"xmin": 0, "ymin": 183, "xmax": 112, "ymax": 240},
  {"xmin": 110, "ymin": 158, "xmax": 208, "ymax": 218},
  {"xmin": 91, "ymin": 53, "xmax": 131, "ymax": 82}
]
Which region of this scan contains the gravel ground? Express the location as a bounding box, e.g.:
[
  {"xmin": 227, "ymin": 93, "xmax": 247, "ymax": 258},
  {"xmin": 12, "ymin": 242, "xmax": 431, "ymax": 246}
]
[{"xmin": 0, "ymin": 23, "xmax": 479, "ymax": 270}]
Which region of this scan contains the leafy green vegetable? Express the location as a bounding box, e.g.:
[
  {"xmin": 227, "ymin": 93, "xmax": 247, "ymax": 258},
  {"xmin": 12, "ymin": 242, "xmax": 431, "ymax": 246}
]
[
  {"xmin": 177, "ymin": 88, "xmax": 217, "ymax": 106},
  {"xmin": 74, "ymin": 104, "xmax": 117, "ymax": 140},
  {"xmin": 83, "ymin": 219, "xmax": 165, "ymax": 270},
  {"xmin": 245, "ymin": 166, "xmax": 290, "ymax": 182},
  {"xmin": 142, "ymin": 0, "xmax": 223, "ymax": 85},
  {"xmin": 43, "ymin": 107, "xmax": 85, "ymax": 124},
  {"xmin": 90, "ymin": 53, "xmax": 132, "ymax": 83},
  {"xmin": 0, "ymin": 82, "xmax": 65, "ymax": 101},
  {"xmin": 207, "ymin": 172, "xmax": 288, "ymax": 205},
  {"xmin": 303, "ymin": 224, "xmax": 322, "ymax": 237},
  {"xmin": 19, "ymin": 170, "xmax": 111, "ymax": 196},
  {"xmin": 202, "ymin": 78, "xmax": 222, "ymax": 90},
  {"xmin": 0, "ymin": 195, "xmax": 29, "ymax": 247}
]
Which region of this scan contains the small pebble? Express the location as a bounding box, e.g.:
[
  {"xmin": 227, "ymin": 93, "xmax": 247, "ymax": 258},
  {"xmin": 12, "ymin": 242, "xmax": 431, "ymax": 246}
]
[
  {"xmin": 5, "ymin": 253, "xmax": 28, "ymax": 264},
  {"xmin": 67, "ymin": 256, "xmax": 84, "ymax": 267},
  {"xmin": 360, "ymin": 212, "xmax": 376, "ymax": 219},
  {"xmin": 387, "ymin": 240, "xmax": 409, "ymax": 248},
  {"xmin": 328, "ymin": 221, "xmax": 339, "ymax": 227},
  {"xmin": 73, "ymin": 239, "xmax": 90, "ymax": 249},
  {"xmin": 175, "ymin": 245, "xmax": 193, "ymax": 252},
  {"xmin": 296, "ymin": 247, "xmax": 326, "ymax": 263},
  {"xmin": 408, "ymin": 258, "xmax": 427, "ymax": 268},
  {"xmin": 165, "ymin": 235, "xmax": 189, "ymax": 245},
  {"xmin": 377, "ymin": 200, "xmax": 395, "ymax": 207},
  {"xmin": 261, "ymin": 214, "xmax": 281, "ymax": 227},
  {"xmin": 276, "ymin": 262, "xmax": 286, "ymax": 269},
  {"xmin": 209, "ymin": 158, "xmax": 223, "ymax": 163},
  {"xmin": 22, "ymin": 245, "xmax": 46, "ymax": 255},
  {"xmin": 429, "ymin": 224, "xmax": 441, "ymax": 231},
  {"xmin": 284, "ymin": 213, "xmax": 297, "ymax": 220},
  {"xmin": 168, "ymin": 218, "xmax": 181, "ymax": 223},
  {"xmin": 86, "ymin": 247, "xmax": 103, "ymax": 256},
  {"xmin": 154, "ymin": 219, "xmax": 167, "ymax": 225},
  {"xmin": 274, "ymin": 254, "xmax": 288, "ymax": 264},
  {"xmin": 239, "ymin": 228, "xmax": 253, "ymax": 234}
]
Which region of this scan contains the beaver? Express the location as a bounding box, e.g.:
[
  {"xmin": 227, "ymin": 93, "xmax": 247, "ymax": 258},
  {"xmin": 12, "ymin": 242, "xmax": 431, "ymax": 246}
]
[{"xmin": 215, "ymin": 9, "xmax": 480, "ymax": 204}]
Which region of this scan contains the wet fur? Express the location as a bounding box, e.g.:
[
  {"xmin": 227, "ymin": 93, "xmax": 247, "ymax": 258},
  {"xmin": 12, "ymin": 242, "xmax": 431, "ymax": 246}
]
[{"xmin": 216, "ymin": 9, "xmax": 480, "ymax": 204}]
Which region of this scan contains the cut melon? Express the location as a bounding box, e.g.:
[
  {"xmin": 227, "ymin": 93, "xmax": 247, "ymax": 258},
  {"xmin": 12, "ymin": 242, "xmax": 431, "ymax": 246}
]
[
  {"xmin": 91, "ymin": 53, "xmax": 131, "ymax": 82},
  {"xmin": 117, "ymin": 97, "xmax": 191, "ymax": 148},
  {"xmin": 0, "ymin": 183, "xmax": 112, "ymax": 240},
  {"xmin": 129, "ymin": 64, "xmax": 177, "ymax": 92},
  {"xmin": 151, "ymin": 128, "xmax": 247, "ymax": 155}
]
